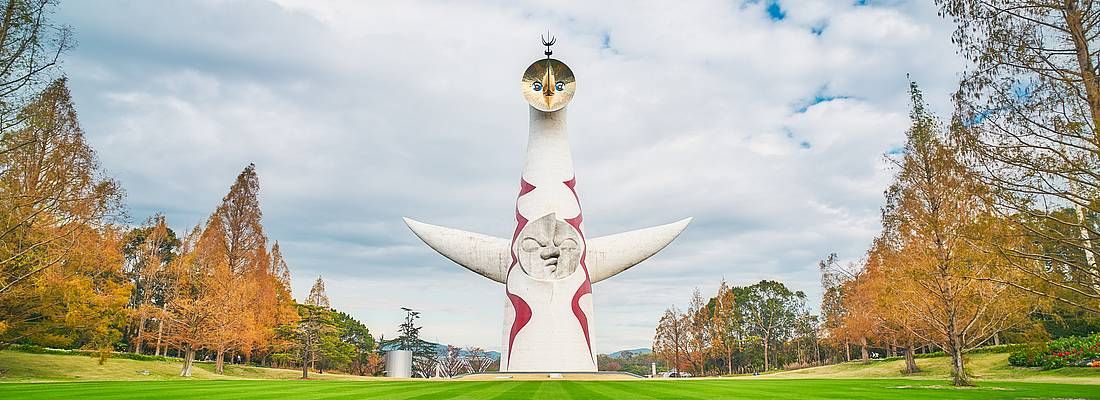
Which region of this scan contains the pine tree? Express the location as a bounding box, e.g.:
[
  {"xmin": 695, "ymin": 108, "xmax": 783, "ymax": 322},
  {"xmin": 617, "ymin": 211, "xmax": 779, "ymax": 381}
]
[{"xmin": 306, "ymin": 277, "xmax": 330, "ymax": 309}]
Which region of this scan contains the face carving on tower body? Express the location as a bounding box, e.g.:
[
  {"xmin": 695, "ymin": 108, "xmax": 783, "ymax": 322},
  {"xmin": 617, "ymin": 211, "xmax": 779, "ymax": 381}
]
[
  {"xmin": 516, "ymin": 213, "xmax": 582, "ymax": 280},
  {"xmin": 521, "ymin": 58, "xmax": 575, "ymax": 112}
]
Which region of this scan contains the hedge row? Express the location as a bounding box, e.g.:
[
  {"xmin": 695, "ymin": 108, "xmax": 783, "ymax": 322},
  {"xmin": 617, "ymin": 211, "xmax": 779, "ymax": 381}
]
[
  {"xmin": 3, "ymin": 344, "xmax": 173, "ymax": 362},
  {"xmin": 870, "ymin": 343, "xmax": 1024, "ymax": 362},
  {"xmin": 1008, "ymin": 333, "xmax": 1100, "ymax": 369}
]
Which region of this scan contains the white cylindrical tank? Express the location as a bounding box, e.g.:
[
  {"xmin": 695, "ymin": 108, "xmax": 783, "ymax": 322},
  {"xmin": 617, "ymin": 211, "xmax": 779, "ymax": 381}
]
[{"xmin": 385, "ymin": 350, "xmax": 413, "ymax": 378}]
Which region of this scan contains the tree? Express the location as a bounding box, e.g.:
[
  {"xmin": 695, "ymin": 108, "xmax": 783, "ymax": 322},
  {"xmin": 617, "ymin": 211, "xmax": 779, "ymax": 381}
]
[
  {"xmin": 436, "ymin": 345, "xmax": 464, "ymax": 377},
  {"xmin": 0, "ymin": 79, "xmax": 124, "ymax": 348},
  {"xmin": 195, "ymin": 213, "xmax": 250, "ymax": 375},
  {"xmin": 652, "ymin": 305, "xmax": 688, "ymax": 373},
  {"xmin": 0, "ymin": 0, "xmax": 73, "ymax": 134},
  {"xmin": 740, "ymin": 280, "xmax": 805, "ymax": 372},
  {"xmin": 819, "ymin": 253, "xmax": 865, "ymax": 362},
  {"xmin": 277, "ymin": 303, "xmax": 337, "ymax": 379},
  {"xmin": 306, "ymin": 276, "xmax": 330, "ymax": 308},
  {"xmin": 937, "ymin": 0, "xmax": 1100, "ymax": 313},
  {"xmin": 122, "ymin": 215, "xmax": 180, "ymax": 354},
  {"xmin": 465, "ymin": 347, "xmax": 493, "ymax": 373},
  {"xmin": 160, "ymin": 225, "xmax": 212, "ymax": 377},
  {"xmin": 685, "ymin": 288, "xmax": 710, "ymax": 375},
  {"xmin": 864, "ymin": 237, "xmax": 923, "ymax": 374},
  {"xmin": 194, "ymin": 163, "xmax": 290, "ymax": 373},
  {"xmin": 709, "ymin": 280, "xmax": 743, "ymax": 374},
  {"xmin": 332, "ymin": 310, "xmax": 374, "ymax": 375},
  {"xmin": 386, "ymin": 307, "xmax": 434, "ymax": 377},
  {"xmin": 876, "ymin": 82, "xmax": 1037, "ymax": 386}
]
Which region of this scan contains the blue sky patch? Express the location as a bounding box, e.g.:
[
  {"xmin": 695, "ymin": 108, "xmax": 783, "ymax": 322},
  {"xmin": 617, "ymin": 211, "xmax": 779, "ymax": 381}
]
[
  {"xmin": 795, "ymin": 86, "xmax": 852, "ymax": 112},
  {"xmin": 767, "ymin": 1, "xmax": 786, "ymax": 20}
]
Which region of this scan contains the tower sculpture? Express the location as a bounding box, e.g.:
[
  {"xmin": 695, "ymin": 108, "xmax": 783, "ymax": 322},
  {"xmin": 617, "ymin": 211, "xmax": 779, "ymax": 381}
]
[{"xmin": 404, "ymin": 36, "xmax": 691, "ymax": 372}]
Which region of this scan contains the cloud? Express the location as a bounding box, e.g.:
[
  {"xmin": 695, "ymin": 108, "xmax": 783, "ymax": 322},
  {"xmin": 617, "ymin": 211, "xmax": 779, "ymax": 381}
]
[{"xmin": 57, "ymin": 0, "xmax": 963, "ymax": 352}]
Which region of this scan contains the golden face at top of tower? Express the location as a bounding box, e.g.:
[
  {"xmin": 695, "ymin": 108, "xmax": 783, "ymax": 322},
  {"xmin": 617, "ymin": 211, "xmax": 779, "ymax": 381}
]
[{"xmin": 521, "ymin": 58, "xmax": 575, "ymax": 112}]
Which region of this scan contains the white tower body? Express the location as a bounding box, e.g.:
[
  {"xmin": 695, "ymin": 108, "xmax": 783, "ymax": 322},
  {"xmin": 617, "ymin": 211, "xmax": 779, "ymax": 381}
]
[{"xmin": 403, "ymin": 46, "xmax": 691, "ymax": 372}]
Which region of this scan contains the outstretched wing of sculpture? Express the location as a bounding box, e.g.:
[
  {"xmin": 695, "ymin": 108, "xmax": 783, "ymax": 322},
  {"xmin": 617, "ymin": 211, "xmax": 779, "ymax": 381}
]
[
  {"xmin": 585, "ymin": 217, "xmax": 693, "ymax": 283},
  {"xmin": 403, "ymin": 217, "xmax": 692, "ymax": 284},
  {"xmin": 403, "ymin": 217, "xmax": 510, "ymax": 283}
]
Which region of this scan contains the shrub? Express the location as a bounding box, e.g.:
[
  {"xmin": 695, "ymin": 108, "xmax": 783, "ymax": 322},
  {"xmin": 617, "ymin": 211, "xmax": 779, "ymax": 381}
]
[
  {"xmin": 1008, "ymin": 333, "xmax": 1100, "ymax": 369},
  {"xmin": 3, "ymin": 344, "xmax": 171, "ymax": 362}
]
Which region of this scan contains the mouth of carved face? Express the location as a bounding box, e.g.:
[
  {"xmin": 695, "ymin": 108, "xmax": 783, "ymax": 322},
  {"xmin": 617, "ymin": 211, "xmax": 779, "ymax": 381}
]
[{"xmin": 516, "ymin": 213, "xmax": 582, "ymax": 280}]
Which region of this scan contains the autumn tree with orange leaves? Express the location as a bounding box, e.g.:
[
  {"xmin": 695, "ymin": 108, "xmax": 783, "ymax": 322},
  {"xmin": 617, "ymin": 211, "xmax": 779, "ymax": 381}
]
[
  {"xmin": 157, "ymin": 164, "xmax": 298, "ymax": 375},
  {"xmin": 0, "ymin": 78, "xmax": 127, "ymax": 358},
  {"xmin": 866, "ymin": 83, "xmax": 1037, "ymax": 386}
]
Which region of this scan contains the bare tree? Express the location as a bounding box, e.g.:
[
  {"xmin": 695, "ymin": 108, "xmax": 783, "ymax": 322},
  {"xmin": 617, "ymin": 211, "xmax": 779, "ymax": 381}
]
[
  {"xmin": 0, "ymin": 0, "xmax": 72, "ymax": 135},
  {"xmin": 937, "ymin": 0, "xmax": 1100, "ymax": 313},
  {"xmin": 653, "ymin": 305, "xmax": 688, "ymax": 373},
  {"xmin": 436, "ymin": 345, "xmax": 464, "ymax": 377},
  {"xmin": 464, "ymin": 347, "xmax": 493, "ymax": 373},
  {"xmin": 306, "ymin": 276, "xmax": 330, "ymax": 309}
]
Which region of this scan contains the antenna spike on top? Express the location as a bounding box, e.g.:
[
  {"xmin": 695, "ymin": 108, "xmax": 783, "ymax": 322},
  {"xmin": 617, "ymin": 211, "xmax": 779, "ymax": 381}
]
[{"xmin": 541, "ymin": 31, "xmax": 556, "ymax": 56}]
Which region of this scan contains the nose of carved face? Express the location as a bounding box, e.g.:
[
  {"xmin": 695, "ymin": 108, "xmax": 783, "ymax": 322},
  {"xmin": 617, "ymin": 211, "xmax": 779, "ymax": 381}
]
[{"xmin": 541, "ymin": 245, "xmax": 560, "ymax": 260}]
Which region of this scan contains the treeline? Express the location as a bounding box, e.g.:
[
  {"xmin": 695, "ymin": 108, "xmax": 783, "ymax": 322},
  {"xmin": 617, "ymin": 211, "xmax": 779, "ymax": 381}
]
[
  {"xmin": 652, "ymin": 281, "xmax": 822, "ymax": 376},
  {"xmin": 819, "ymin": 83, "xmax": 1042, "ymax": 386},
  {"xmin": 124, "ymin": 163, "xmax": 301, "ymax": 376},
  {"xmin": 655, "ymin": 2, "xmax": 1100, "ymax": 387},
  {"xmin": 0, "ymin": 0, "xmax": 126, "ymax": 362},
  {"xmin": 0, "ymin": 0, "xmax": 379, "ymax": 378},
  {"xmin": 822, "ymin": 0, "xmax": 1100, "ymax": 385}
]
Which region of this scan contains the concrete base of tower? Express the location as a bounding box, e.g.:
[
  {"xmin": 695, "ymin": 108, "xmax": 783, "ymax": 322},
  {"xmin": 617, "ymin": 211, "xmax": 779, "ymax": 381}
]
[{"xmin": 454, "ymin": 371, "xmax": 643, "ymax": 381}]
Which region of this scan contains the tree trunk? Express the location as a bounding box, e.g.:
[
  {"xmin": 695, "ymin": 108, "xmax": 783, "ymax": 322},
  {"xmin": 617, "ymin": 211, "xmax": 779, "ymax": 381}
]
[
  {"xmin": 180, "ymin": 345, "xmax": 195, "ymax": 377},
  {"xmin": 948, "ymin": 334, "xmax": 970, "ymax": 386},
  {"xmin": 132, "ymin": 316, "xmax": 146, "ymax": 354},
  {"xmin": 215, "ymin": 348, "xmax": 225, "ymax": 374},
  {"xmin": 727, "ymin": 349, "xmax": 733, "ymax": 375},
  {"xmin": 154, "ymin": 320, "xmax": 163, "ymax": 356},
  {"xmin": 904, "ymin": 341, "xmax": 919, "ymax": 374},
  {"xmin": 763, "ymin": 339, "xmax": 770, "ymax": 371},
  {"xmin": 302, "ymin": 355, "xmax": 310, "ymax": 379},
  {"xmin": 845, "ymin": 341, "xmax": 851, "ymax": 362},
  {"xmin": 860, "ymin": 337, "xmax": 869, "ymax": 361},
  {"xmin": 1065, "ymin": 0, "xmax": 1100, "ymax": 148}
]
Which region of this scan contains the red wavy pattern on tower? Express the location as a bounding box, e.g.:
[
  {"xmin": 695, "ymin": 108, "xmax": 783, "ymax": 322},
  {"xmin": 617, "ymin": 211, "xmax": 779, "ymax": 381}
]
[
  {"xmin": 563, "ymin": 177, "xmax": 593, "ymax": 358},
  {"xmin": 505, "ymin": 179, "xmax": 534, "ymax": 366},
  {"xmin": 518, "ymin": 178, "xmax": 536, "ymax": 197}
]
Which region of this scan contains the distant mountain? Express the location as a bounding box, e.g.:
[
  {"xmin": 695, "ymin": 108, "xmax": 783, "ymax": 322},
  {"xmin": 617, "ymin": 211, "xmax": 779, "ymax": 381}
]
[{"xmin": 605, "ymin": 348, "xmax": 652, "ymax": 359}]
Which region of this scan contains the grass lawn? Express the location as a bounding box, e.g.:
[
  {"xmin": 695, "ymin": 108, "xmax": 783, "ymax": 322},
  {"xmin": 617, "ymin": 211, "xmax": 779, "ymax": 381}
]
[
  {"xmin": 767, "ymin": 353, "xmax": 1100, "ymax": 384},
  {"xmin": 4, "ymin": 350, "xmax": 1100, "ymax": 399},
  {"xmin": 0, "ymin": 379, "xmax": 1099, "ymax": 399},
  {"xmin": 0, "ymin": 350, "xmax": 368, "ymax": 382}
]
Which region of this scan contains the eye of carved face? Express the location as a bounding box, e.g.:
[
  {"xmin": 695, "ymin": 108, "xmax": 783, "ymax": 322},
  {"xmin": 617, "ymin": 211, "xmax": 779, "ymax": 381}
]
[
  {"xmin": 520, "ymin": 58, "xmax": 576, "ymax": 112},
  {"xmin": 515, "ymin": 213, "xmax": 582, "ymax": 280}
]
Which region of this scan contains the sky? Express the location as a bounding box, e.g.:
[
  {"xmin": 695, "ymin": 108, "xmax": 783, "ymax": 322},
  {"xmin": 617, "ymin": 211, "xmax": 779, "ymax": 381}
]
[{"xmin": 55, "ymin": 0, "xmax": 965, "ymax": 353}]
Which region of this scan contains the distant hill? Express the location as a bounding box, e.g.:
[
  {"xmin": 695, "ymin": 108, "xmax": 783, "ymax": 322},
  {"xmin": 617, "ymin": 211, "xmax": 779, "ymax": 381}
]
[{"xmin": 605, "ymin": 348, "xmax": 652, "ymax": 359}]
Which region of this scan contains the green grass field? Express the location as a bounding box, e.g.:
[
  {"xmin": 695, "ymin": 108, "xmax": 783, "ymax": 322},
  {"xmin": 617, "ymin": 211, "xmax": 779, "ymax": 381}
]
[
  {"xmin": 1, "ymin": 379, "xmax": 1098, "ymax": 399},
  {"xmin": 3, "ymin": 350, "xmax": 1100, "ymax": 399},
  {"xmin": 0, "ymin": 350, "xmax": 369, "ymax": 382}
]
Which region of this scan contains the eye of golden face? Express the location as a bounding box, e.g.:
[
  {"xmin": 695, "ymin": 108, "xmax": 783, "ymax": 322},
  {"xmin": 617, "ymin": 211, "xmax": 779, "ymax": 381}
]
[{"xmin": 520, "ymin": 58, "xmax": 575, "ymax": 112}]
